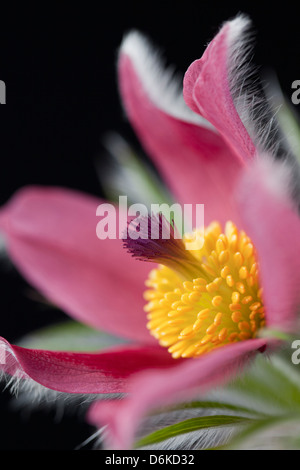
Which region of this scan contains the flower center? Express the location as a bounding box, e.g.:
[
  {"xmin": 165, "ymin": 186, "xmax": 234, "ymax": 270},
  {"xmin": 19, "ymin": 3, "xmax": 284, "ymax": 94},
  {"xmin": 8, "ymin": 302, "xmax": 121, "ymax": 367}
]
[{"xmin": 143, "ymin": 221, "xmax": 265, "ymax": 358}]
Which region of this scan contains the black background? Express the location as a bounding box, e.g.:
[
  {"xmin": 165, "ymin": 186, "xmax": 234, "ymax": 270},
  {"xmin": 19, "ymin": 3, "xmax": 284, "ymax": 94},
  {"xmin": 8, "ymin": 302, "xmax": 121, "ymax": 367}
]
[{"xmin": 0, "ymin": 0, "xmax": 299, "ymax": 450}]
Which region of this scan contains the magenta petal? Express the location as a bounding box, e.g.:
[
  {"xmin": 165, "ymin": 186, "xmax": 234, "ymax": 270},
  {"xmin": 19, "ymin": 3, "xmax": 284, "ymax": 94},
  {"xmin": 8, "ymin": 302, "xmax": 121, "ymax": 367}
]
[
  {"xmin": 0, "ymin": 186, "xmax": 154, "ymax": 344},
  {"xmin": 183, "ymin": 16, "xmax": 256, "ymax": 162},
  {"xmin": 237, "ymin": 158, "xmax": 300, "ymax": 332},
  {"xmin": 118, "ymin": 34, "xmax": 243, "ymax": 225},
  {"xmin": 88, "ymin": 339, "xmax": 267, "ymax": 449},
  {"xmin": 0, "ymin": 337, "xmax": 178, "ymax": 394}
]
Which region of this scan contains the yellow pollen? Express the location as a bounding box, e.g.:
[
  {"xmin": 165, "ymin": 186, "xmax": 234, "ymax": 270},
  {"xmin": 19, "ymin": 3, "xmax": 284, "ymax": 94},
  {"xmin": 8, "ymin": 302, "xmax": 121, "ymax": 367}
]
[{"xmin": 144, "ymin": 221, "xmax": 266, "ymax": 359}]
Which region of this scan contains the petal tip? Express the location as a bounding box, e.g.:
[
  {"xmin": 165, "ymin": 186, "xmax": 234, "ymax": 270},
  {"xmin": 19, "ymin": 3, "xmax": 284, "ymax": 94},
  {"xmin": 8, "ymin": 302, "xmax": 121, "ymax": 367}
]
[{"xmin": 118, "ymin": 28, "xmax": 211, "ymax": 127}]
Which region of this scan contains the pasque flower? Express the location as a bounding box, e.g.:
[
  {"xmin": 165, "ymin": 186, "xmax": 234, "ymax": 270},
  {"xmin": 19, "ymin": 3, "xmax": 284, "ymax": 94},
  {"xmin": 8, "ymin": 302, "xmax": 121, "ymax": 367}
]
[{"xmin": 1, "ymin": 15, "xmax": 300, "ymax": 449}]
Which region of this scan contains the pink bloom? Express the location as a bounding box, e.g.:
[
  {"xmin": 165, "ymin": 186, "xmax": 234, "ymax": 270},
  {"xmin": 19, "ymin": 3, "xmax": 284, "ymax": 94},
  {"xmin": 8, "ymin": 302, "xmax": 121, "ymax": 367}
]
[{"xmin": 1, "ymin": 15, "xmax": 300, "ymax": 449}]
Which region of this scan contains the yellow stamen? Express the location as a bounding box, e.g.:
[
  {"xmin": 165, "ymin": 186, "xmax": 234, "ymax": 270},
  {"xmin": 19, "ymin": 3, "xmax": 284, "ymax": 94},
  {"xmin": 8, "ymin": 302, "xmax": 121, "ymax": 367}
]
[{"xmin": 145, "ymin": 221, "xmax": 265, "ymax": 359}]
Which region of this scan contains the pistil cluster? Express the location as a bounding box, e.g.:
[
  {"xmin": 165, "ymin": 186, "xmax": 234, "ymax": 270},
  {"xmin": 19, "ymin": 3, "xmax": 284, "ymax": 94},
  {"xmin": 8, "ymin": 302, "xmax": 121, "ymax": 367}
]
[{"xmin": 143, "ymin": 221, "xmax": 265, "ymax": 358}]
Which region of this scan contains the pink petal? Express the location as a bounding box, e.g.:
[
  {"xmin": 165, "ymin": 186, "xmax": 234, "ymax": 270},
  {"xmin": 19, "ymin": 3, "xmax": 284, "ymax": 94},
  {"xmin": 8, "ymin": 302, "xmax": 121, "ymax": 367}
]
[
  {"xmin": 0, "ymin": 337, "xmax": 178, "ymax": 394},
  {"xmin": 118, "ymin": 33, "xmax": 243, "ymax": 225},
  {"xmin": 88, "ymin": 339, "xmax": 267, "ymax": 449},
  {"xmin": 0, "ymin": 186, "xmax": 154, "ymax": 344},
  {"xmin": 237, "ymin": 157, "xmax": 300, "ymax": 332},
  {"xmin": 183, "ymin": 15, "xmax": 256, "ymax": 163}
]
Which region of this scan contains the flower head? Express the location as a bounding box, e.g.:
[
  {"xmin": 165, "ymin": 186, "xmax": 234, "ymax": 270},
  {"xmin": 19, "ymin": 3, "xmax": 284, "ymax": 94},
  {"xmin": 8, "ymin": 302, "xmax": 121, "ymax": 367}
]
[{"xmin": 0, "ymin": 15, "xmax": 300, "ymax": 450}]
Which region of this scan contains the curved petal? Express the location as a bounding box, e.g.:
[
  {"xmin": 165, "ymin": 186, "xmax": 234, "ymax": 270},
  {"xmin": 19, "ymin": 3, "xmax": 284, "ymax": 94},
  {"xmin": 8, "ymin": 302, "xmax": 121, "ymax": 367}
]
[
  {"xmin": 183, "ymin": 15, "xmax": 256, "ymax": 162},
  {"xmin": 0, "ymin": 337, "xmax": 178, "ymax": 394},
  {"xmin": 0, "ymin": 186, "xmax": 154, "ymax": 344},
  {"xmin": 236, "ymin": 157, "xmax": 300, "ymax": 332},
  {"xmin": 88, "ymin": 338, "xmax": 268, "ymax": 449},
  {"xmin": 118, "ymin": 32, "xmax": 243, "ymax": 225}
]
